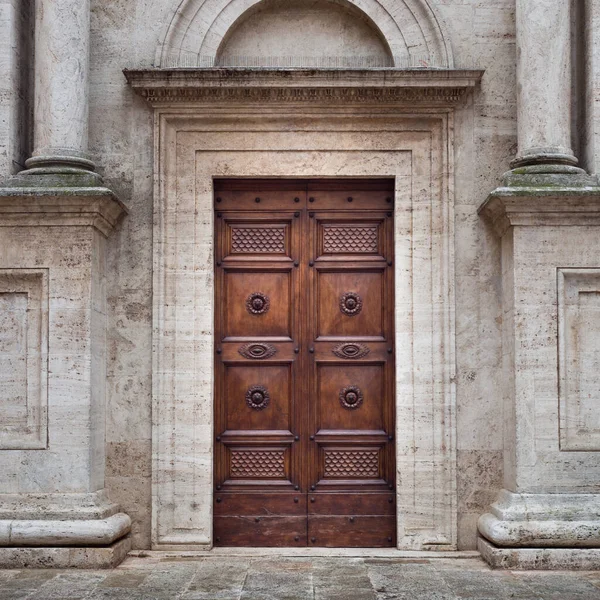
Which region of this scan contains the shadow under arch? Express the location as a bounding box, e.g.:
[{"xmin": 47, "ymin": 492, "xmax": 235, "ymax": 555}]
[{"xmin": 156, "ymin": 0, "xmax": 454, "ymax": 68}]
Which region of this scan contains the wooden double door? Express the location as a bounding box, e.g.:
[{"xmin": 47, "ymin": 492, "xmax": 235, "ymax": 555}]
[{"xmin": 214, "ymin": 179, "xmax": 396, "ymax": 547}]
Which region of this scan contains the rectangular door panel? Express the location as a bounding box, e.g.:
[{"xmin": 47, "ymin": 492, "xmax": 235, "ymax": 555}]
[
  {"xmin": 224, "ymin": 364, "xmax": 292, "ymax": 432},
  {"xmin": 308, "ymin": 516, "xmax": 395, "ymax": 548},
  {"xmin": 223, "ymin": 269, "xmax": 293, "ymax": 340},
  {"xmin": 318, "ymin": 218, "xmax": 386, "ymax": 262},
  {"xmin": 214, "ymin": 517, "xmax": 307, "ymax": 547},
  {"xmin": 316, "ymin": 363, "xmax": 386, "ymax": 432},
  {"xmin": 227, "ymin": 446, "xmax": 290, "ymax": 482},
  {"xmin": 316, "ymin": 269, "xmax": 385, "ymax": 339}
]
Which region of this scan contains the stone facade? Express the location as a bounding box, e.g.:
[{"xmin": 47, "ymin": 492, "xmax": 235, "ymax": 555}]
[{"xmin": 0, "ymin": 0, "xmax": 599, "ymax": 569}]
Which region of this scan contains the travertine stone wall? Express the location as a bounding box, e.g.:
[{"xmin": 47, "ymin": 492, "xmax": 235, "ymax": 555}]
[
  {"xmin": 91, "ymin": 0, "xmax": 515, "ymax": 551},
  {"xmin": 0, "ymin": 227, "xmax": 107, "ymax": 492},
  {"xmin": 0, "ymin": 0, "xmax": 33, "ymax": 180},
  {"xmin": 0, "ymin": 0, "xmax": 526, "ymax": 551}
]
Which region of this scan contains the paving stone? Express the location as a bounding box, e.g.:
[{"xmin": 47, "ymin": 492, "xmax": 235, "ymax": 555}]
[
  {"xmin": 27, "ymin": 571, "xmax": 107, "ymax": 599},
  {"xmin": 367, "ymin": 564, "xmax": 456, "ymax": 600},
  {"xmin": 513, "ymin": 572, "xmax": 600, "ymax": 600},
  {"xmin": 240, "ymin": 570, "xmax": 313, "ymax": 600},
  {"xmin": 182, "ymin": 558, "xmax": 248, "ymax": 599},
  {"xmin": 440, "ymin": 569, "xmax": 537, "ymax": 600},
  {"xmin": 98, "ymin": 572, "xmax": 148, "ymax": 588},
  {"xmin": 0, "ymin": 557, "xmax": 599, "ymax": 599},
  {"xmin": 136, "ymin": 562, "xmax": 198, "ymax": 594}
]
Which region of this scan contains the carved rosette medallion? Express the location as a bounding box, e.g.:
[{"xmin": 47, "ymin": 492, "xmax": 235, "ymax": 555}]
[
  {"xmin": 340, "ymin": 292, "xmax": 362, "ymax": 316},
  {"xmin": 339, "ymin": 385, "xmax": 363, "ymax": 410},
  {"xmin": 246, "ymin": 385, "xmax": 270, "ymax": 410},
  {"xmin": 246, "ymin": 292, "xmax": 270, "ymax": 315},
  {"xmin": 238, "ymin": 343, "xmax": 277, "ymax": 359},
  {"xmin": 332, "ymin": 342, "xmax": 370, "ymax": 359}
]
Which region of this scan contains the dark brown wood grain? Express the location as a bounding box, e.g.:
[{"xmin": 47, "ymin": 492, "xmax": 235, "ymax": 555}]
[{"xmin": 214, "ymin": 180, "xmax": 396, "ymax": 546}]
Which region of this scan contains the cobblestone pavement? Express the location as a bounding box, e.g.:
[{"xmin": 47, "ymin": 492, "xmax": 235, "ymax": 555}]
[{"xmin": 2, "ymin": 556, "xmax": 600, "ymax": 600}]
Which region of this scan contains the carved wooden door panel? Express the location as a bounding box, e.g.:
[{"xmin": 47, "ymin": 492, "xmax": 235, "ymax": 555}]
[{"xmin": 214, "ymin": 180, "xmax": 395, "ymax": 547}]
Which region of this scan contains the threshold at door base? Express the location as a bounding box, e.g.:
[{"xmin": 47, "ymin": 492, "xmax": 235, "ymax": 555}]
[{"xmin": 129, "ymin": 549, "xmax": 480, "ymax": 559}]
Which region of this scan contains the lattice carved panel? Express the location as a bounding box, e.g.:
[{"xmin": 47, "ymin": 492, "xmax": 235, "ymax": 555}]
[
  {"xmin": 230, "ymin": 449, "xmax": 286, "ymax": 478},
  {"xmin": 324, "ymin": 449, "xmax": 379, "ymax": 478},
  {"xmin": 231, "ymin": 226, "xmax": 286, "ymax": 254},
  {"xmin": 323, "ymin": 226, "xmax": 378, "ymax": 254}
]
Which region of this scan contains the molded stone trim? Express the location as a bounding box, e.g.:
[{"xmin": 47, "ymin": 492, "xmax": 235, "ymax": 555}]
[
  {"xmin": 0, "ymin": 513, "xmax": 131, "ymax": 547},
  {"xmin": 0, "ymin": 536, "xmax": 131, "ymax": 569},
  {"xmin": 478, "ymin": 536, "xmax": 600, "ymax": 570},
  {"xmin": 478, "ymin": 187, "xmax": 600, "ymax": 237},
  {"xmin": 478, "ymin": 490, "xmax": 600, "ymax": 548},
  {"xmin": 124, "ymin": 68, "xmax": 483, "ymax": 107}
]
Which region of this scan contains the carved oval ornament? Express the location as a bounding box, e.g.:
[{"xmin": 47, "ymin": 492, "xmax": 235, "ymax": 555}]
[
  {"xmin": 332, "ymin": 342, "xmax": 370, "ymax": 359},
  {"xmin": 238, "ymin": 343, "xmax": 277, "ymax": 360},
  {"xmin": 339, "ymin": 385, "xmax": 363, "ymax": 410},
  {"xmin": 246, "ymin": 292, "xmax": 270, "ymax": 315},
  {"xmin": 340, "ymin": 291, "xmax": 363, "ymax": 317},
  {"xmin": 246, "ymin": 385, "xmax": 270, "ymax": 410}
]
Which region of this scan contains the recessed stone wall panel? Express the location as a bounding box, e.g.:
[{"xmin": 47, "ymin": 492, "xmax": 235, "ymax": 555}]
[
  {"xmin": 0, "ymin": 270, "xmax": 48, "ymax": 450},
  {"xmin": 558, "ymin": 269, "xmax": 600, "ymax": 452}
]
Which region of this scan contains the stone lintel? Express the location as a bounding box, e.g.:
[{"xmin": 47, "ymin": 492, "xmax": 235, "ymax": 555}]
[
  {"xmin": 478, "ymin": 537, "xmax": 600, "ymax": 570},
  {"xmin": 478, "ymin": 186, "xmax": 600, "ymax": 237},
  {"xmin": 0, "ymin": 536, "xmax": 131, "ymax": 569},
  {"xmin": 0, "ymin": 187, "xmax": 128, "ymax": 237},
  {"xmin": 123, "ymin": 67, "xmax": 483, "ymax": 106}
]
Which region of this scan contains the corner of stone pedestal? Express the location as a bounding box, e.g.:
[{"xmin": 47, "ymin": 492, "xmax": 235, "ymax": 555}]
[
  {"xmin": 0, "ymin": 492, "xmax": 133, "ymax": 568},
  {"xmin": 477, "ymin": 165, "xmax": 600, "ymax": 237},
  {"xmin": 0, "ymin": 170, "xmax": 128, "ymax": 236}
]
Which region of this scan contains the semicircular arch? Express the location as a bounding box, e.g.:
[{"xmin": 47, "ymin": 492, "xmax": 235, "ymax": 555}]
[{"xmin": 156, "ymin": 0, "xmax": 453, "ymax": 68}]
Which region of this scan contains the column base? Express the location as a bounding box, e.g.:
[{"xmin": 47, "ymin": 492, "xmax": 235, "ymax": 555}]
[
  {"xmin": 478, "ymin": 490, "xmax": 600, "ymax": 547},
  {"xmin": 502, "ymin": 164, "xmax": 599, "ymax": 188},
  {"xmin": 0, "ymin": 536, "xmax": 131, "ymax": 569},
  {"xmin": 478, "ymin": 537, "xmax": 600, "ymax": 570},
  {"xmin": 0, "ymin": 492, "xmax": 132, "ymax": 568},
  {"xmin": 510, "ymin": 148, "xmax": 579, "ymax": 169},
  {"xmin": 3, "ymin": 166, "xmax": 104, "ymax": 188}
]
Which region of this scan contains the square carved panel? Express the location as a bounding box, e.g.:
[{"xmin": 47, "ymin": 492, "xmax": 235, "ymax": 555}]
[
  {"xmin": 223, "ymin": 269, "xmax": 293, "ymax": 340},
  {"xmin": 0, "ymin": 269, "xmax": 48, "ymax": 449}
]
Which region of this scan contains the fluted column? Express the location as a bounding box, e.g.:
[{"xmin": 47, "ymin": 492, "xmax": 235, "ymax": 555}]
[
  {"xmin": 24, "ymin": 0, "xmax": 97, "ymax": 177},
  {"xmin": 512, "ymin": 0, "xmax": 577, "ymax": 168}
]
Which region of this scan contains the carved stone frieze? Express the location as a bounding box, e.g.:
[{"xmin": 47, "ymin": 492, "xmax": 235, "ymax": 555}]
[
  {"xmin": 124, "ymin": 68, "xmax": 484, "ymax": 107},
  {"xmin": 136, "ymin": 86, "xmax": 468, "ymax": 104}
]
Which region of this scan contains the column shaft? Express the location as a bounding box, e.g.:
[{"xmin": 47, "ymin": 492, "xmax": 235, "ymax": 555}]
[
  {"xmin": 513, "ymin": 0, "xmax": 577, "ymax": 167},
  {"xmin": 26, "ymin": 0, "xmax": 93, "ymax": 171}
]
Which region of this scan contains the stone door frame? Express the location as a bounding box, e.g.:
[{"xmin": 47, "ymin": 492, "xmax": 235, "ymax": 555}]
[{"xmin": 137, "ymin": 74, "xmax": 469, "ymax": 549}]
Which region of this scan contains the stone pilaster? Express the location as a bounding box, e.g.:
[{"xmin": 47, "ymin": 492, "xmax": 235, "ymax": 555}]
[{"xmin": 477, "ymin": 0, "xmax": 600, "ymax": 569}]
